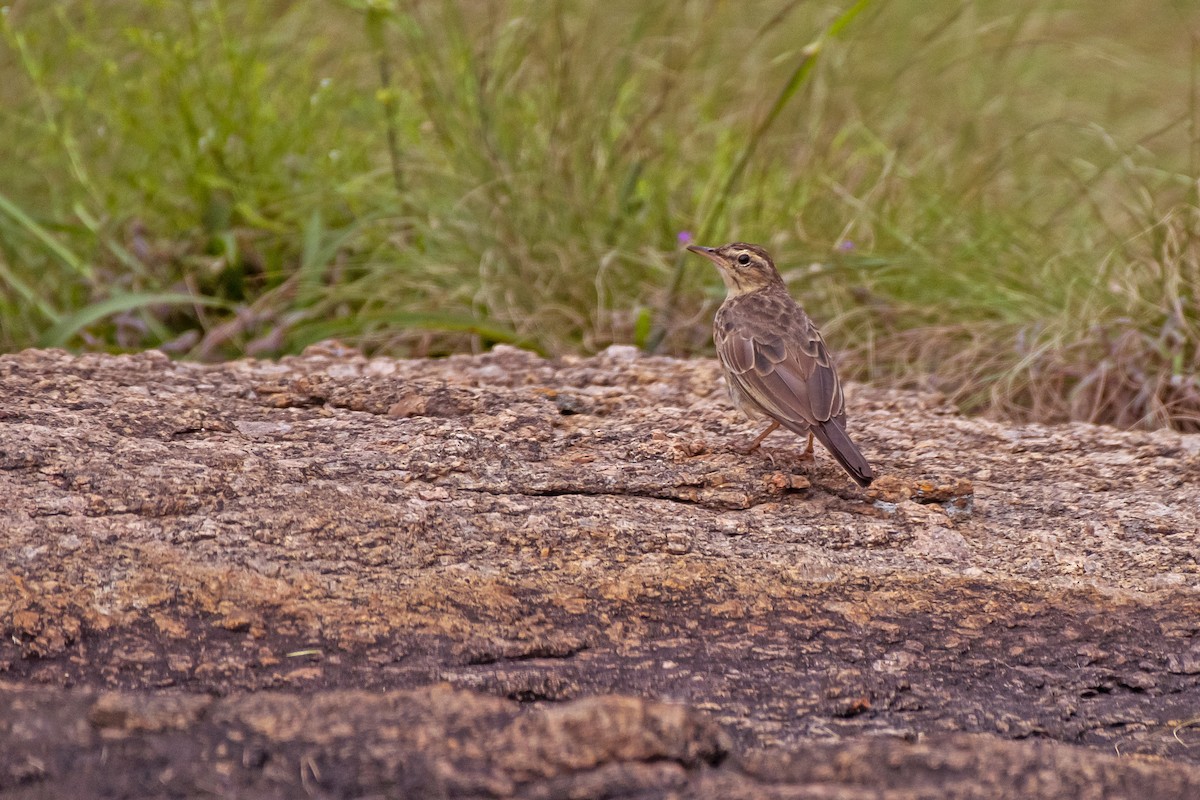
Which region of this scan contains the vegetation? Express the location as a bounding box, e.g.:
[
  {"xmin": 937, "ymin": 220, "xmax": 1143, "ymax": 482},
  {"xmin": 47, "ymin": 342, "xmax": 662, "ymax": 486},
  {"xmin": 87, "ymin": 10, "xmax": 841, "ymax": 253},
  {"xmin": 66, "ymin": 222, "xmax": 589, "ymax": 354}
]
[{"xmin": 1, "ymin": 0, "xmax": 1198, "ymax": 429}]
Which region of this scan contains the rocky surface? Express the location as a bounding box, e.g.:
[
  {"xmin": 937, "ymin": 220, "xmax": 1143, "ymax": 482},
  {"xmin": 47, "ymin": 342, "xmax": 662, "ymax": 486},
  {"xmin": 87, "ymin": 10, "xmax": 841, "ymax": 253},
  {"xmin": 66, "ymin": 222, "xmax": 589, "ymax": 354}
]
[{"xmin": 1, "ymin": 345, "xmax": 1199, "ymax": 798}]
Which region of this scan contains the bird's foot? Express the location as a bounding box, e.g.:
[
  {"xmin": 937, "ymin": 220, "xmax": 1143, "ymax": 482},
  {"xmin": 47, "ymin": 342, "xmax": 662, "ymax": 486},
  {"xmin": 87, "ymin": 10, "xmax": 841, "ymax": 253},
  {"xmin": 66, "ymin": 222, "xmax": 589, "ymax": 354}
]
[
  {"xmin": 798, "ymin": 432, "xmax": 816, "ymax": 462},
  {"xmin": 737, "ymin": 421, "xmax": 780, "ymax": 455}
]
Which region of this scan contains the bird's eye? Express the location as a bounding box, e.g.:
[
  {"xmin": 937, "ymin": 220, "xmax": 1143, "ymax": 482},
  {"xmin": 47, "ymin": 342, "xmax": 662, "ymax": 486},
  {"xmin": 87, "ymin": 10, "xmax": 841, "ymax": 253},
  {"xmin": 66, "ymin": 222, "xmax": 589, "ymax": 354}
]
[{"xmin": 737, "ymin": 254, "xmax": 751, "ymax": 266}]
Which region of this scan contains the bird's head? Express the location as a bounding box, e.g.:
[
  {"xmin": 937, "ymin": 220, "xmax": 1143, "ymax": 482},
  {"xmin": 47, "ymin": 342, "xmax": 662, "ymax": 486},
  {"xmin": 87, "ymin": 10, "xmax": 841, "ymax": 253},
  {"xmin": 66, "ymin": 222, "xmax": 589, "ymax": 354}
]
[{"xmin": 686, "ymin": 242, "xmax": 783, "ymax": 295}]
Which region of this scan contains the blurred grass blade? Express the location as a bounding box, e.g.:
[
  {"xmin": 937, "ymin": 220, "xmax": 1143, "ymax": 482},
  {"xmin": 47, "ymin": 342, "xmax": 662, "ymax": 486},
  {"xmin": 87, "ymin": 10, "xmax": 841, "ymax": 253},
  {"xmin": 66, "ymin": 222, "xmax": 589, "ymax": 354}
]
[
  {"xmin": 0, "ymin": 246, "xmax": 61, "ymax": 323},
  {"xmin": 297, "ymin": 211, "xmax": 366, "ymax": 307},
  {"xmin": 39, "ymin": 292, "xmax": 232, "ymax": 348},
  {"xmin": 0, "ymin": 189, "xmax": 94, "ymax": 280},
  {"xmin": 632, "ymin": 306, "xmax": 653, "ymax": 348},
  {"xmin": 298, "ymin": 210, "xmax": 327, "ymax": 307}
]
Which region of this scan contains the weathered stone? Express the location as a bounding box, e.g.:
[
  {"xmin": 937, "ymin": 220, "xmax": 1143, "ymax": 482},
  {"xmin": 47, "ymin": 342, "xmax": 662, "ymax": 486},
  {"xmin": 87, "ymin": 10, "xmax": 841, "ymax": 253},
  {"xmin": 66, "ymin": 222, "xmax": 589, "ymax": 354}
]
[{"xmin": 1, "ymin": 345, "xmax": 1199, "ymax": 798}]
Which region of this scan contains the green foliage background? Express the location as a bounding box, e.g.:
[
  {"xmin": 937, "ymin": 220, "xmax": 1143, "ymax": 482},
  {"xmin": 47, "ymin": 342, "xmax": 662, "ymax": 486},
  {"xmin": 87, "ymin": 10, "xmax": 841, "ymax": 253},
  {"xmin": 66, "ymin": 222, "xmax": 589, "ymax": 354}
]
[{"xmin": 1, "ymin": 0, "xmax": 1198, "ymax": 428}]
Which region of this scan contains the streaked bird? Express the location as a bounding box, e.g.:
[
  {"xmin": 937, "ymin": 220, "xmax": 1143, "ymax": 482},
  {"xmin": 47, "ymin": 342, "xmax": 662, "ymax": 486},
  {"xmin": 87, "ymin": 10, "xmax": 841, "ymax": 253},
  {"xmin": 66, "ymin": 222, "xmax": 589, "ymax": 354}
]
[{"xmin": 687, "ymin": 242, "xmax": 874, "ymax": 487}]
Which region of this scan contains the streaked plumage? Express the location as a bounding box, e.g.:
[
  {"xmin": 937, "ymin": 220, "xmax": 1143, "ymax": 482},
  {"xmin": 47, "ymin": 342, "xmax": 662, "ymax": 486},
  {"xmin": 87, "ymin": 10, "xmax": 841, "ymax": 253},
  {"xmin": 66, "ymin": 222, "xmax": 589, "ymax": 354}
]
[{"xmin": 687, "ymin": 242, "xmax": 874, "ymax": 487}]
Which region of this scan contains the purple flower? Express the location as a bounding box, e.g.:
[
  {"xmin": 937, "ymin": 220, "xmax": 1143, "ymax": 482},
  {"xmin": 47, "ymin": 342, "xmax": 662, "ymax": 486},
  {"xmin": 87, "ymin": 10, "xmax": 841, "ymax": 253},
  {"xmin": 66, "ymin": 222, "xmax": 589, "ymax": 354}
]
[
  {"xmin": 677, "ymin": 230, "xmax": 694, "ymax": 245},
  {"xmin": 837, "ymin": 240, "xmax": 855, "ymax": 251}
]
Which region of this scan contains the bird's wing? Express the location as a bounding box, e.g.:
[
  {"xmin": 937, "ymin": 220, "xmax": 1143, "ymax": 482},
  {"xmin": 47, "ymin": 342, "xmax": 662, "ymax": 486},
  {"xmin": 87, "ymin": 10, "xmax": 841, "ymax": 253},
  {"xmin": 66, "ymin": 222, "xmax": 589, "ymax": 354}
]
[{"xmin": 716, "ymin": 317, "xmax": 845, "ymax": 431}]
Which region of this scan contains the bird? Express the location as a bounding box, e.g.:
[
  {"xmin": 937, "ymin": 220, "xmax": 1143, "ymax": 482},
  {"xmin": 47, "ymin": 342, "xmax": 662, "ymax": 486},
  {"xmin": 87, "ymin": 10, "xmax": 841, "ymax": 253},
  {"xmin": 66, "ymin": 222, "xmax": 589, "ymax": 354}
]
[{"xmin": 686, "ymin": 242, "xmax": 874, "ymax": 487}]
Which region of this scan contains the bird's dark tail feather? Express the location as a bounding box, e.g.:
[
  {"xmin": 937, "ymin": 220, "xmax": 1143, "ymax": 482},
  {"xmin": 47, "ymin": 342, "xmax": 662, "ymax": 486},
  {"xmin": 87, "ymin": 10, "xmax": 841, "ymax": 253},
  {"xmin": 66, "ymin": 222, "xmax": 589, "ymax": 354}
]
[{"xmin": 811, "ymin": 421, "xmax": 874, "ymax": 488}]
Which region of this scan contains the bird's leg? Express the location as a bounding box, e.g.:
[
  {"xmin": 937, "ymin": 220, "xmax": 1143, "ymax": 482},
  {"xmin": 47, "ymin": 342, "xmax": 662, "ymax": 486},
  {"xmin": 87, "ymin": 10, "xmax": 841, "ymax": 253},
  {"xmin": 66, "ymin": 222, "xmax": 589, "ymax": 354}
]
[
  {"xmin": 740, "ymin": 421, "xmax": 780, "ymax": 454},
  {"xmin": 799, "ymin": 432, "xmax": 815, "ymax": 462}
]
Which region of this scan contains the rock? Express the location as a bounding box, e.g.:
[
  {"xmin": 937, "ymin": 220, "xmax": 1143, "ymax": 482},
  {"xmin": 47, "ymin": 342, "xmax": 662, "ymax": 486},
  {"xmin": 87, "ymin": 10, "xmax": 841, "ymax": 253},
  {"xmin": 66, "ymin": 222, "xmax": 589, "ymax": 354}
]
[{"xmin": 1, "ymin": 347, "xmax": 1200, "ymax": 798}]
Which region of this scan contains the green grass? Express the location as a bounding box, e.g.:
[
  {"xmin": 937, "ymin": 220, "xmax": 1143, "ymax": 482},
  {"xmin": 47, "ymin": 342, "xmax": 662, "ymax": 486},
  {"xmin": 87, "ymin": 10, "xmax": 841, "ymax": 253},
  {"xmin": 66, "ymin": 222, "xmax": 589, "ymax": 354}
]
[{"xmin": 1, "ymin": 0, "xmax": 1198, "ymax": 429}]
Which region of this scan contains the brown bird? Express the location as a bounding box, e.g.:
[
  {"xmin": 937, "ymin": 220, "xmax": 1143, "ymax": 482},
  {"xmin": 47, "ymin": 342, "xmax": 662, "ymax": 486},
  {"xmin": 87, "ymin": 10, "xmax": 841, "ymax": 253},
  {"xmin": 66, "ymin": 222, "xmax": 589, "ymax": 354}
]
[{"xmin": 687, "ymin": 242, "xmax": 874, "ymax": 487}]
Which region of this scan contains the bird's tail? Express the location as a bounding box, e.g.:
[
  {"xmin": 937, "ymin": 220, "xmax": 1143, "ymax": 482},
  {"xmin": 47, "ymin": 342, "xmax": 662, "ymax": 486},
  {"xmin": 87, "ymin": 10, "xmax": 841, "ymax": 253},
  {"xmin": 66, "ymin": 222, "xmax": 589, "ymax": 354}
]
[{"xmin": 811, "ymin": 421, "xmax": 874, "ymax": 488}]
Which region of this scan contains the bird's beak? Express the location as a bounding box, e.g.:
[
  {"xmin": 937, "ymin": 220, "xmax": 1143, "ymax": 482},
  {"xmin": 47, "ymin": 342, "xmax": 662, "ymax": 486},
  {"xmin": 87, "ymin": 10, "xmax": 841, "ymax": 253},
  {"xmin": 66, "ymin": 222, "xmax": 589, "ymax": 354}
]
[{"xmin": 686, "ymin": 244, "xmax": 721, "ymax": 265}]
